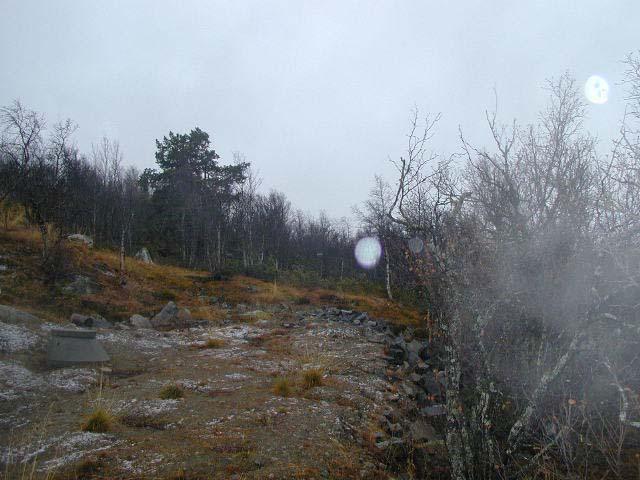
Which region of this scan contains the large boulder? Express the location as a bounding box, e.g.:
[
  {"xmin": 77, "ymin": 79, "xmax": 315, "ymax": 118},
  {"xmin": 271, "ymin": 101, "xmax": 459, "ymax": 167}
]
[
  {"xmin": 135, "ymin": 247, "xmax": 153, "ymax": 264},
  {"xmin": 129, "ymin": 314, "xmax": 152, "ymax": 329},
  {"xmin": 70, "ymin": 313, "xmax": 113, "ymax": 329},
  {"xmin": 417, "ymin": 372, "xmax": 444, "ymax": 400},
  {"xmin": 409, "ymin": 419, "xmax": 439, "ymax": 443},
  {"xmin": 63, "ymin": 275, "xmax": 99, "ymax": 295},
  {"xmin": 406, "ymin": 339, "xmax": 429, "ymax": 360},
  {"xmin": 150, "ymin": 302, "xmax": 193, "ymax": 329},
  {"xmin": 388, "ymin": 336, "xmax": 407, "ymax": 363},
  {"xmin": 0, "ymin": 304, "xmax": 41, "ymax": 327},
  {"xmin": 421, "ymin": 404, "xmax": 446, "ymax": 417},
  {"xmin": 67, "ymin": 234, "xmax": 93, "ymax": 248}
]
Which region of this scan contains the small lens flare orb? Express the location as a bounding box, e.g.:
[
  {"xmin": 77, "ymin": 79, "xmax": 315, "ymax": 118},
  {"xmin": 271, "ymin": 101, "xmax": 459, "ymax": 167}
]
[
  {"xmin": 354, "ymin": 236, "xmax": 382, "ymax": 269},
  {"xmin": 407, "ymin": 236, "xmax": 424, "ymax": 254},
  {"xmin": 584, "ymin": 75, "xmax": 609, "ymax": 104}
]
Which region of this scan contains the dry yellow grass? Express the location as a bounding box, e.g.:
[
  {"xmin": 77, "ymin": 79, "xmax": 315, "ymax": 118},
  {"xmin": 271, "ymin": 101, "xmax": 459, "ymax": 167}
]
[
  {"xmin": 302, "ymin": 368, "xmax": 324, "ymax": 389},
  {"xmin": 201, "ymin": 338, "xmax": 225, "ymax": 349},
  {"xmin": 81, "ymin": 408, "xmax": 113, "ymax": 433},
  {"xmin": 273, "ymin": 377, "xmax": 292, "ymax": 397},
  {"xmin": 159, "ymin": 384, "xmax": 184, "ymax": 399},
  {"xmin": 0, "ymin": 225, "xmax": 422, "ymax": 327}
]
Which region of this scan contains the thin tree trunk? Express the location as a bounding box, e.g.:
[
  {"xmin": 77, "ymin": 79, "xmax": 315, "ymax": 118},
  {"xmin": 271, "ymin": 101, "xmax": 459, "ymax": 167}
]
[
  {"xmin": 216, "ymin": 225, "xmax": 221, "ymax": 268},
  {"xmin": 444, "ymin": 304, "xmax": 476, "ymax": 480},
  {"xmin": 39, "ymin": 221, "xmax": 48, "ymax": 260},
  {"xmin": 384, "ymin": 241, "xmax": 393, "ymax": 300},
  {"xmin": 119, "ymin": 227, "xmax": 126, "ymax": 286}
]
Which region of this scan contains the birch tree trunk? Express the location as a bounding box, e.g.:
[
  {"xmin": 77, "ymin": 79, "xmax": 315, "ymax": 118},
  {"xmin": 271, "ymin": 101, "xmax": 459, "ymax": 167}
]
[
  {"xmin": 119, "ymin": 226, "xmax": 126, "ymax": 286},
  {"xmin": 384, "ymin": 240, "xmax": 393, "ymax": 300}
]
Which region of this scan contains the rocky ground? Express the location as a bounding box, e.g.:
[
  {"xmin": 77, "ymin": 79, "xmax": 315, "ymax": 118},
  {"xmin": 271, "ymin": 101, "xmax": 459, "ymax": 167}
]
[{"xmin": 0, "ymin": 302, "xmax": 448, "ymax": 479}]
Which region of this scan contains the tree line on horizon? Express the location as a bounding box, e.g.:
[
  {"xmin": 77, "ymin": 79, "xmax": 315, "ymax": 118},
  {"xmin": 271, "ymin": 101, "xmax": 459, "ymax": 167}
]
[{"xmin": 0, "ymin": 107, "xmax": 420, "ymax": 297}]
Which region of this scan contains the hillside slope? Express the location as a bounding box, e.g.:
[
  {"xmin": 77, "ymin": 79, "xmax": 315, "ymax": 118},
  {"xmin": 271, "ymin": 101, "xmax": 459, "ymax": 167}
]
[{"xmin": 0, "ymin": 228, "xmax": 446, "ymax": 479}]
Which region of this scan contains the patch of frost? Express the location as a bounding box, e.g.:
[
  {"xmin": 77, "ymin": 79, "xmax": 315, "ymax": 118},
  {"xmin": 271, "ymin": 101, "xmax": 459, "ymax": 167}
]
[{"xmin": 0, "ymin": 321, "xmax": 40, "ymax": 353}]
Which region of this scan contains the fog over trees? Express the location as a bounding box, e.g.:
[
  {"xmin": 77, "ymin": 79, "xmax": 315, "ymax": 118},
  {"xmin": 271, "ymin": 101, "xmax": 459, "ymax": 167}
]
[{"xmin": 2, "ymin": 51, "xmax": 640, "ymax": 478}]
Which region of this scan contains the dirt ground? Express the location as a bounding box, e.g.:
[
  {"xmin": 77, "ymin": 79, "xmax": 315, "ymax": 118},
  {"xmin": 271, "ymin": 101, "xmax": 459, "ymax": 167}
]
[{"xmin": 1, "ymin": 305, "xmax": 410, "ymax": 479}]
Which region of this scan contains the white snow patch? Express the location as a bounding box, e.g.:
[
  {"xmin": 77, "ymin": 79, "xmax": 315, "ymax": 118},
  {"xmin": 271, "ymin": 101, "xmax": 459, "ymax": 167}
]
[
  {"xmin": 47, "ymin": 368, "xmax": 97, "ymax": 393},
  {"xmin": 0, "ymin": 361, "xmax": 46, "ymax": 392},
  {"xmin": 1, "ymin": 431, "xmax": 117, "ymax": 467},
  {"xmin": 112, "ymin": 398, "xmax": 180, "ymax": 417},
  {"xmin": 40, "ymin": 432, "xmax": 119, "ymax": 470},
  {"xmin": 0, "ymin": 321, "xmax": 40, "ymax": 353},
  {"xmin": 97, "ymin": 330, "xmax": 177, "ymax": 351}
]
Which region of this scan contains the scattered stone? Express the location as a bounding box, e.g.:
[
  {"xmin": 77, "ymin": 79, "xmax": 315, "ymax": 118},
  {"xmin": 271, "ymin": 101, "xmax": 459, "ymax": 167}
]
[
  {"xmin": 176, "ymin": 308, "xmax": 192, "ymax": 325},
  {"xmin": 388, "ymin": 337, "xmax": 407, "ymax": 363},
  {"xmin": 418, "ymin": 373, "xmax": 443, "ymax": 397},
  {"xmin": 64, "ymin": 275, "xmax": 99, "ymax": 295},
  {"xmin": 129, "ymin": 314, "xmax": 152, "ymax": 329},
  {"xmin": 198, "ymin": 295, "xmax": 218, "ymax": 304},
  {"xmin": 421, "ymin": 404, "xmax": 446, "ymax": 417},
  {"xmin": 410, "ymin": 419, "xmax": 439, "ymax": 443},
  {"xmin": 93, "ymin": 262, "xmax": 115, "ymax": 278},
  {"xmin": 407, "ymin": 351, "xmax": 421, "ymax": 368},
  {"xmin": 239, "ymin": 310, "xmax": 271, "ymax": 320},
  {"xmin": 414, "ymin": 361, "xmax": 430, "ymax": 374},
  {"xmin": 353, "ymin": 312, "xmax": 369, "ymax": 323},
  {"xmin": 134, "ymin": 247, "xmax": 153, "ymax": 264},
  {"xmin": 0, "ymin": 305, "xmax": 42, "ymax": 327},
  {"xmin": 386, "ymin": 392, "xmax": 400, "ymax": 402},
  {"xmin": 388, "ymin": 422, "xmax": 403, "ymax": 436},
  {"xmin": 383, "ymin": 408, "xmax": 398, "ymax": 423},
  {"xmin": 150, "ymin": 302, "xmax": 193, "ymax": 329},
  {"xmin": 67, "ymin": 234, "xmax": 93, "ymax": 247},
  {"xmin": 406, "ymin": 339, "xmax": 428, "ymax": 359},
  {"xmin": 71, "ymin": 313, "xmax": 113, "ymax": 329},
  {"xmin": 399, "ymin": 382, "xmax": 416, "ymax": 398},
  {"xmin": 375, "ymin": 438, "xmax": 406, "ymax": 462}
]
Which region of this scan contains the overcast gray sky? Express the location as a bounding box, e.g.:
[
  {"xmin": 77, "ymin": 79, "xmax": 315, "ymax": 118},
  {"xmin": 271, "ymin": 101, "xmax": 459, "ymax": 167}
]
[{"xmin": 2, "ymin": 1, "xmax": 638, "ymax": 219}]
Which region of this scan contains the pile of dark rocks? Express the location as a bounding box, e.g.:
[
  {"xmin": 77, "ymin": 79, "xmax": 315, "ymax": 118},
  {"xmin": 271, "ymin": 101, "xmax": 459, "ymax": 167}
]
[{"xmin": 310, "ymin": 306, "xmax": 448, "ymax": 475}]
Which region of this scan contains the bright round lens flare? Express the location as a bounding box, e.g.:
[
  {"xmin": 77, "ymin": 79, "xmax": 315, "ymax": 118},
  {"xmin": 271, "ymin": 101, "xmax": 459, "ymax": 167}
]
[
  {"xmin": 584, "ymin": 75, "xmax": 609, "ymax": 104},
  {"xmin": 354, "ymin": 237, "xmax": 382, "ymax": 269}
]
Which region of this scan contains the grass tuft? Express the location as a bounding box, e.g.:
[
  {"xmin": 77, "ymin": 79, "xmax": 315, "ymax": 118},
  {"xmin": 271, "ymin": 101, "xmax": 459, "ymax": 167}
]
[
  {"xmin": 302, "ymin": 368, "xmax": 324, "ymax": 389},
  {"xmin": 273, "ymin": 377, "xmax": 292, "ymax": 397},
  {"xmin": 81, "ymin": 407, "xmax": 113, "ymax": 433},
  {"xmin": 159, "ymin": 384, "xmax": 184, "ymax": 399},
  {"xmin": 201, "ymin": 338, "xmax": 225, "ymax": 349}
]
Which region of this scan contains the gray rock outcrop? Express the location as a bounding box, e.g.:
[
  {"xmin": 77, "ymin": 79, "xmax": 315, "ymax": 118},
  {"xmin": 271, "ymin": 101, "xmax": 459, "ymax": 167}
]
[
  {"xmin": 63, "ymin": 275, "xmax": 99, "ymax": 295},
  {"xmin": 0, "ymin": 304, "xmax": 42, "ymax": 327},
  {"xmin": 67, "ymin": 234, "xmax": 93, "ymax": 247},
  {"xmin": 135, "ymin": 247, "xmax": 153, "ymax": 264},
  {"xmin": 70, "ymin": 313, "xmax": 113, "ymax": 329},
  {"xmin": 129, "ymin": 314, "xmax": 152, "ymax": 329},
  {"xmin": 150, "ymin": 301, "xmax": 193, "ymax": 329}
]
